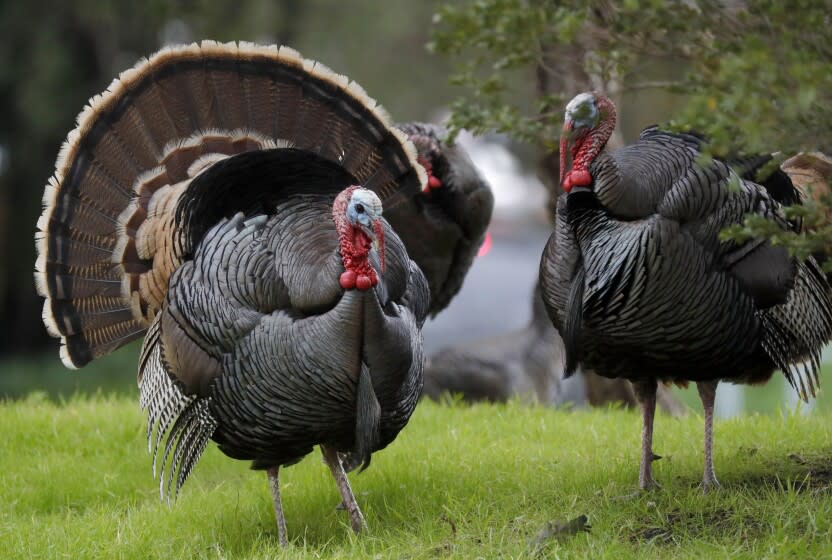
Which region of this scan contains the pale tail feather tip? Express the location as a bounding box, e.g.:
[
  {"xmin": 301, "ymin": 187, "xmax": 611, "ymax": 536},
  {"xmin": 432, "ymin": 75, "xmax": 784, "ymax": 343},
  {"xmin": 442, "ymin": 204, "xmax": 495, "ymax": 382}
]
[
  {"xmin": 41, "ymin": 300, "xmax": 62, "ymax": 339},
  {"xmin": 58, "ymin": 342, "xmax": 80, "ymax": 370}
]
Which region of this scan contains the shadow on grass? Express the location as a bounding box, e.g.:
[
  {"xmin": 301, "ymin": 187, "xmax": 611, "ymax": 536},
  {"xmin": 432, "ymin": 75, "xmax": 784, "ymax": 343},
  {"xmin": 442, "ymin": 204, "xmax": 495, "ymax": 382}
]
[
  {"xmin": 742, "ymin": 450, "xmax": 832, "ymax": 495},
  {"xmin": 629, "ymin": 507, "xmax": 767, "ymax": 545},
  {"xmin": 627, "ymin": 449, "xmax": 832, "ymax": 545}
]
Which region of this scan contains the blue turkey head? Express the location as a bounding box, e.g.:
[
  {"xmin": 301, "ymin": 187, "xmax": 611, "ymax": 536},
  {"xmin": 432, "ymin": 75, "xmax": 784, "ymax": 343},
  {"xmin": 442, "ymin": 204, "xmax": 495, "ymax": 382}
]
[{"xmin": 347, "ymin": 188, "xmax": 383, "ymax": 241}]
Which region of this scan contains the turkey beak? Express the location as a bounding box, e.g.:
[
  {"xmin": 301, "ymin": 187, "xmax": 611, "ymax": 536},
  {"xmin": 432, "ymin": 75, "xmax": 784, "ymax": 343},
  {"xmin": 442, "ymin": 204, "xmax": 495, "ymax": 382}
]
[
  {"xmin": 560, "ymin": 119, "xmax": 574, "ymax": 187},
  {"xmin": 358, "ymin": 220, "xmax": 385, "ymax": 274}
]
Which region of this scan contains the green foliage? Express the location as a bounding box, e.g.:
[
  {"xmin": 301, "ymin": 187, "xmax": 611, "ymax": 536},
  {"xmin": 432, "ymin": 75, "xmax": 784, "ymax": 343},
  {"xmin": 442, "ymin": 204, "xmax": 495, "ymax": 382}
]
[
  {"xmin": 431, "ymin": 0, "xmax": 832, "ymax": 259},
  {"xmin": 2, "ymin": 395, "xmax": 832, "ymax": 558},
  {"xmin": 432, "ymin": 1, "xmax": 832, "ymax": 154},
  {"xmin": 722, "ymin": 194, "xmax": 832, "ymax": 270},
  {"xmin": 428, "ymin": 0, "xmax": 564, "ymax": 143}
]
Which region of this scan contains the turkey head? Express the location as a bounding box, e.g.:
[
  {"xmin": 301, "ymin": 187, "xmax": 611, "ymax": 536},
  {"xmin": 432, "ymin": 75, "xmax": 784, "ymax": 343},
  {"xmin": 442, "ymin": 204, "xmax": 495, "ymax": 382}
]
[
  {"xmin": 334, "ymin": 187, "xmax": 386, "ymax": 290},
  {"xmin": 559, "ymin": 91, "xmax": 617, "ymax": 192},
  {"xmin": 387, "ymin": 122, "xmax": 494, "ymax": 316}
]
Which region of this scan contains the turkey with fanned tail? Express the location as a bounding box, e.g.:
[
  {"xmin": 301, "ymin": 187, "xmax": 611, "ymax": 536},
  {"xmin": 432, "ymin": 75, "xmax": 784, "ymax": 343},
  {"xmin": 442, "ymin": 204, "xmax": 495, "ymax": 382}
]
[
  {"xmin": 539, "ymin": 91, "xmax": 832, "ymax": 492},
  {"xmin": 34, "ymin": 41, "xmax": 436, "ymax": 545},
  {"xmin": 387, "ymin": 122, "xmax": 493, "ymax": 316}
]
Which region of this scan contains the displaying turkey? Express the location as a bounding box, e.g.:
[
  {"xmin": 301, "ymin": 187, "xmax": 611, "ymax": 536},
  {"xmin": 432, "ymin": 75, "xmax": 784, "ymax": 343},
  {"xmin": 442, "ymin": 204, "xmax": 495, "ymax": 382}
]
[
  {"xmin": 781, "ymin": 152, "xmax": 832, "ymax": 212},
  {"xmin": 539, "ymin": 91, "xmax": 832, "ymax": 491},
  {"xmin": 386, "ymin": 122, "xmax": 493, "ymax": 316},
  {"xmin": 34, "ymin": 42, "xmax": 433, "ymax": 545}
]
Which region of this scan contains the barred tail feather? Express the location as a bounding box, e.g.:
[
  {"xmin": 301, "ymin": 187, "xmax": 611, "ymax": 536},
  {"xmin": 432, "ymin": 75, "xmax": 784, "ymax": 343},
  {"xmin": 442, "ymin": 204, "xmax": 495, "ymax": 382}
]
[
  {"xmin": 36, "ymin": 41, "xmax": 427, "ymax": 368},
  {"xmin": 139, "ymin": 316, "xmax": 216, "ymax": 500}
]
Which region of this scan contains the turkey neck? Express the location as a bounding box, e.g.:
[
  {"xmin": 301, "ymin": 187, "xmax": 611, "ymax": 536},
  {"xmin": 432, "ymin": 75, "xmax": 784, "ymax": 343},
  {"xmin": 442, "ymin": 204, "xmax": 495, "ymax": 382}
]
[
  {"xmin": 560, "ymin": 94, "xmax": 617, "ymax": 189},
  {"xmin": 332, "ymin": 187, "xmax": 382, "ymax": 285}
]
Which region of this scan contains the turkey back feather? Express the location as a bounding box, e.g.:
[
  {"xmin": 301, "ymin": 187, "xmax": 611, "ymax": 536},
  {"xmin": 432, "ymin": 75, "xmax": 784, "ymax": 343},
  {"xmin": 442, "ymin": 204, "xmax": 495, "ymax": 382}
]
[{"xmin": 35, "ymin": 41, "xmax": 426, "ymax": 368}]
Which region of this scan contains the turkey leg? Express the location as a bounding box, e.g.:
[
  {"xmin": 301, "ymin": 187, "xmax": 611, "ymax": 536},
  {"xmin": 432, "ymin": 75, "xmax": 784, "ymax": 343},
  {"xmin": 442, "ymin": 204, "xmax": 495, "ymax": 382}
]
[
  {"xmin": 321, "ymin": 444, "xmax": 367, "ymax": 533},
  {"xmin": 632, "ymin": 378, "xmax": 661, "ymax": 490},
  {"xmin": 266, "ymin": 466, "xmax": 289, "ymax": 547},
  {"xmin": 696, "ymin": 380, "xmax": 721, "ymax": 492}
]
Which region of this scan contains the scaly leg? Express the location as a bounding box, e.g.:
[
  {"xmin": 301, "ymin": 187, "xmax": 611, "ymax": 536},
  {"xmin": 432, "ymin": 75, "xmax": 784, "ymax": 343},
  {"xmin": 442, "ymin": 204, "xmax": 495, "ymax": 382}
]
[
  {"xmin": 321, "ymin": 444, "xmax": 366, "ymax": 533},
  {"xmin": 696, "ymin": 380, "xmax": 721, "ymax": 492},
  {"xmin": 267, "ymin": 466, "xmax": 289, "ymax": 547},
  {"xmin": 632, "ymin": 379, "xmax": 661, "ymax": 490}
]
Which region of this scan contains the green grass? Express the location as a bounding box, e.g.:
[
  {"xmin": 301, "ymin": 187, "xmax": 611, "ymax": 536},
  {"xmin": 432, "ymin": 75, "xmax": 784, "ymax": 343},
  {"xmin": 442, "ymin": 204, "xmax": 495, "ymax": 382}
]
[{"xmin": 1, "ymin": 395, "xmax": 831, "ymax": 558}]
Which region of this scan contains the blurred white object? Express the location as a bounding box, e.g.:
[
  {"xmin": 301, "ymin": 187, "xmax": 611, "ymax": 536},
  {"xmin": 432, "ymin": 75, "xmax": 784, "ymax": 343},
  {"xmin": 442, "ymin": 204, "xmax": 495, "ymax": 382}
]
[{"xmin": 453, "ymin": 130, "xmax": 548, "ymax": 221}]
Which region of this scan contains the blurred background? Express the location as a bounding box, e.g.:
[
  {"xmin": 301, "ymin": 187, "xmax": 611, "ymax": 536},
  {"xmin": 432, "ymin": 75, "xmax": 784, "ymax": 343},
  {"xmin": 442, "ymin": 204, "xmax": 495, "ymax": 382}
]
[{"xmin": 1, "ymin": 0, "xmax": 829, "ymax": 417}]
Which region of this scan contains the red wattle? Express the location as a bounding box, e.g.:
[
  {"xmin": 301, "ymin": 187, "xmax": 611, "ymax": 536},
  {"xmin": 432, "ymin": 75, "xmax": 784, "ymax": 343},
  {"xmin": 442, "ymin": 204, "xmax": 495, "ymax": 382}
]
[
  {"xmin": 333, "ymin": 187, "xmax": 384, "ymax": 292},
  {"xmin": 563, "ymin": 168, "xmax": 592, "ymax": 192},
  {"xmin": 340, "ymin": 270, "xmax": 357, "ymax": 289},
  {"xmin": 418, "ymin": 156, "xmax": 442, "ymax": 192},
  {"xmin": 356, "ymin": 275, "xmax": 373, "ymax": 291},
  {"xmin": 477, "ymin": 230, "xmax": 492, "ymax": 257}
]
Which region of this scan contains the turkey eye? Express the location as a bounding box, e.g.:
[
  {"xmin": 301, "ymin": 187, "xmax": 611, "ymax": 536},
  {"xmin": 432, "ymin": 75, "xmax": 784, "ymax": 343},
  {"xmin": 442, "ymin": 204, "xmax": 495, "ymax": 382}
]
[{"xmin": 355, "ymin": 203, "xmax": 365, "ymax": 214}]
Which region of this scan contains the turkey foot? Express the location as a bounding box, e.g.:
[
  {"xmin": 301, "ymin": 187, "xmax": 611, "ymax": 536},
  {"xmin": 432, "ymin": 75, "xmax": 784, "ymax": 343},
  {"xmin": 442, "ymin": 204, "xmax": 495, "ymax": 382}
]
[
  {"xmin": 633, "ymin": 379, "xmax": 661, "ymax": 491},
  {"xmin": 266, "ymin": 466, "xmax": 289, "ymax": 547},
  {"xmin": 697, "ymin": 380, "xmax": 721, "ymax": 493},
  {"xmin": 321, "ymin": 444, "xmax": 367, "ymax": 533}
]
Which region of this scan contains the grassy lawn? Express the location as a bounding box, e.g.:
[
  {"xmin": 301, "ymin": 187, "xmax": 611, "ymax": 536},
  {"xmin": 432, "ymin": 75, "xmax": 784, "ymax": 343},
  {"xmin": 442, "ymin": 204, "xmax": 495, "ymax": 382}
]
[{"xmin": 0, "ymin": 393, "xmax": 830, "ymax": 558}]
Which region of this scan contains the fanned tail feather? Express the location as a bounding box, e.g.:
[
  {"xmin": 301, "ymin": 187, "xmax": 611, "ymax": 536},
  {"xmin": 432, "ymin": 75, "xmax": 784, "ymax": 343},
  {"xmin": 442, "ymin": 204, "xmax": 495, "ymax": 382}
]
[{"xmin": 36, "ymin": 41, "xmax": 426, "ymax": 369}]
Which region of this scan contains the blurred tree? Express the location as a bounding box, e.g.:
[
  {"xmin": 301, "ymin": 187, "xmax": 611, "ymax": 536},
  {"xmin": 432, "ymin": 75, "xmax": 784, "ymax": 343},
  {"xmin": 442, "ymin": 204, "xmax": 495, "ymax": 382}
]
[
  {"xmin": 0, "ymin": 0, "xmax": 158, "ymax": 356},
  {"xmin": 1, "ymin": 0, "xmax": 455, "ymax": 357},
  {"xmin": 430, "ymin": 0, "xmax": 832, "ymax": 261},
  {"xmin": 429, "ymin": 0, "xmax": 831, "ymax": 408}
]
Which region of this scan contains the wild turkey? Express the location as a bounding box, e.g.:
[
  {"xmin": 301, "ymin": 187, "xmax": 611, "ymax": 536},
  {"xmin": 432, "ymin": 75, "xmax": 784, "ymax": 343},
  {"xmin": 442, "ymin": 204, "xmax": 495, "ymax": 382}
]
[
  {"xmin": 34, "ymin": 41, "xmax": 434, "ymax": 545},
  {"xmin": 386, "ymin": 122, "xmax": 493, "ymax": 316},
  {"xmin": 539, "ymin": 91, "xmax": 832, "ymax": 491}
]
